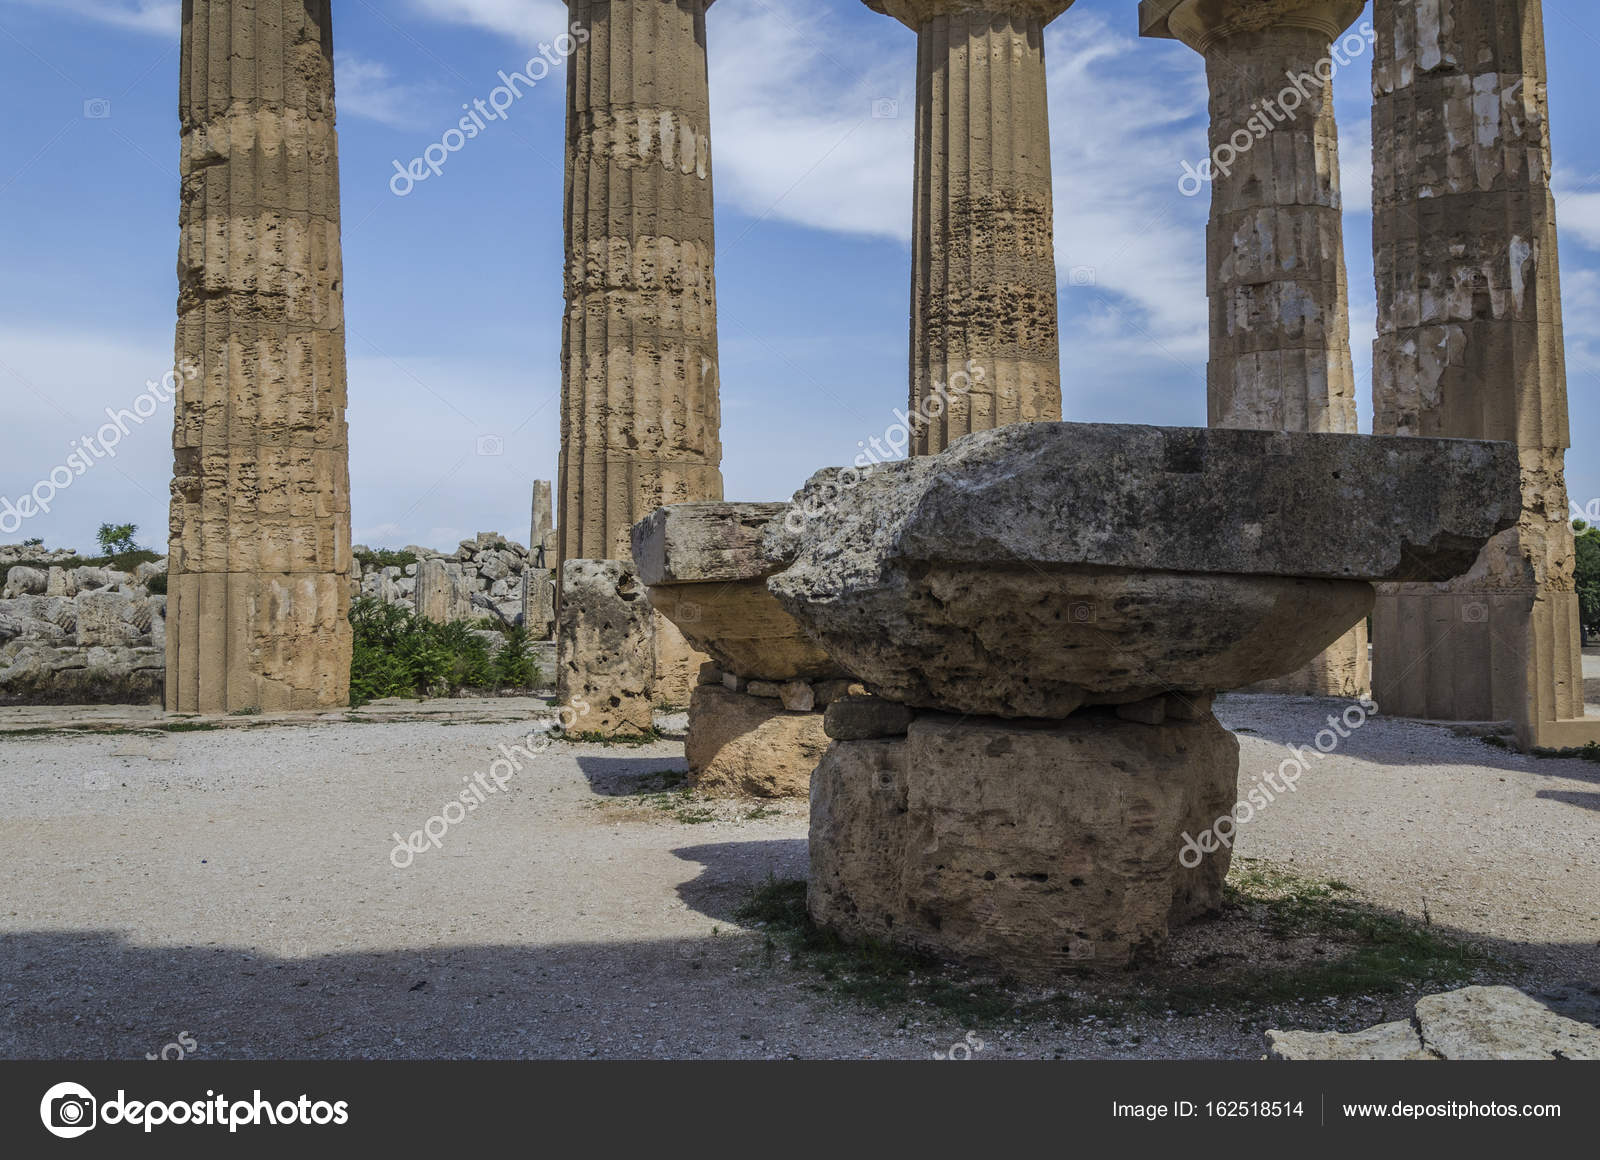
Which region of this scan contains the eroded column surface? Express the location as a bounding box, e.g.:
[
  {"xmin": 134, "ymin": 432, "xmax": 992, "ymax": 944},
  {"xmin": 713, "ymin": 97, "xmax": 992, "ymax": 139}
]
[
  {"xmin": 1143, "ymin": 0, "xmax": 1368, "ymax": 698},
  {"xmin": 868, "ymin": 0, "xmax": 1070, "ymax": 456},
  {"xmin": 559, "ymin": 0, "xmax": 724, "ymax": 565},
  {"xmin": 167, "ymin": 0, "xmax": 352, "ymax": 714},
  {"xmin": 1370, "ymin": 0, "xmax": 1588, "ymax": 743}
]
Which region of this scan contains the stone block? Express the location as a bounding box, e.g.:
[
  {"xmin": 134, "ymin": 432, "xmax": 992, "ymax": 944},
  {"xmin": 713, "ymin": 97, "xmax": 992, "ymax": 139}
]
[
  {"xmin": 556, "ymin": 559, "xmax": 655, "ymax": 735},
  {"xmin": 809, "ymin": 710, "xmax": 1240, "ymax": 973},
  {"xmin": 685, "ymin": 683, "xmax": 830, "ymax": 798}
]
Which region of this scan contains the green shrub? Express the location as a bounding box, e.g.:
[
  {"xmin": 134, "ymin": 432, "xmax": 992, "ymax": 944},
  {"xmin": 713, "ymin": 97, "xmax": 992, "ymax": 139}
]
[
  {"xmin": 347, "ymin": 597, "xmax": 540, "ymax": 707},
  {"xmin": 145, "ymin": 573, "xmax": 168, "ymax": 596},
  {"xmin": 354, "ymin": 547, "xmax": 419, "ymax": 572}
]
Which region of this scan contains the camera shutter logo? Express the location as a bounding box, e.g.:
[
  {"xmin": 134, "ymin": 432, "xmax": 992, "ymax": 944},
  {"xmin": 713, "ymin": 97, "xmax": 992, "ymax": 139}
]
[{"xmin": 40, "ymin": 1082, "xmax": 97, "ymax": 1139}]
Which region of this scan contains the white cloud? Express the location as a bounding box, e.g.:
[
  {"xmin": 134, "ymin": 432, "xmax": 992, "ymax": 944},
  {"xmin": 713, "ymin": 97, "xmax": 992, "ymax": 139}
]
[
  {"xmin": 0, "ymin": 0, "xmax": 179, "ymax": 35},
  {"xmin": 404, "ymin": 0, "xmax": 570, "ymax": 47},
  {"xmin": 335, "ymin": 53, "xmax": 436, "ymax": 129}
]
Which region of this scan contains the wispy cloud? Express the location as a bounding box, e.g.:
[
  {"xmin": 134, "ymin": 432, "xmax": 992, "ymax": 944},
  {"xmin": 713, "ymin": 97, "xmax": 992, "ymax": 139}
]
[
  {"xmin": 336, "ymin": 53, "xmax": 437, "ymax": 129},
  {"xmin": 404, "ymin": 0, "xmax": 570, "ymax": 47},
  {"xmin": 0, "ymin": 0, "xmax": 179, "ymax": 36}
]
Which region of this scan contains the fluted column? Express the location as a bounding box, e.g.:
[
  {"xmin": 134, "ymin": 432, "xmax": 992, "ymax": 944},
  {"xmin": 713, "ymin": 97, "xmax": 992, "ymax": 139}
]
[
  {"xmin": 166, "ymin": 0, "xmax": 352, "ymax": 713},
  {"xmin": 869, "ymin": 0, "xmax": 1070, "ymax": 456},
  {"xmin": 1143, "ymin": 0, "xmax": 1368, "ymax": 699},
  {"xmin": 1371, "ymin": 0, "xmax": 1589, "ymax": 744},
  {"xmin": 559, "ymin": 0, "xmax": 724, "ymax": 566}
]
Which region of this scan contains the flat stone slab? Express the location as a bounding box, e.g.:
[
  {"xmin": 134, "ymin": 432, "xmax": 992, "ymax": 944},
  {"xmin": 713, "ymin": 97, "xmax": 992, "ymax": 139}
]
[
  {"xmin": 1269, "ymin": 986, "xmax": 1600, "ymax": 1060},
  {"xmin": 767, "ymin": 423, "xmax": 1519, "ymax": 715}
]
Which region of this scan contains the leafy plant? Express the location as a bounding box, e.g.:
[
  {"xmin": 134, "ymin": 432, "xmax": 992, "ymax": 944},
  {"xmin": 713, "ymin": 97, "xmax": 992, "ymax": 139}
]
[
  {"xmin": 1574, "ymin": 519, "xmax": 1599, "ymax": 637},
  {"xmin": 347, "ymin": 597, "xmax": 538, "ymax": 707},
  {"xmin": 96, "ymin": 522, "xmax": 141, "ymax": 556},
  {"xmin": 354, "ymin": 547, "xmax": 418, "ymax": 572}
]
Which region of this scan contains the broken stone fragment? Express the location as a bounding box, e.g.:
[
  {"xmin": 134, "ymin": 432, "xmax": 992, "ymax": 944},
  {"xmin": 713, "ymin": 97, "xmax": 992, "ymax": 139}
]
[{"xmin": 632, "ymin": 501, "xmax": 849, "ymax": 682}]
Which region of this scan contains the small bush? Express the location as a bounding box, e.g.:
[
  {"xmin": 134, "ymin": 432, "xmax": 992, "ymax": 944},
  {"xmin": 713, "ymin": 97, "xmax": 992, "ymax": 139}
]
[
  {"xmin": 348, "ymin": 597, "xmax": 540, "ymax": 707},
  {"xmin": 145, "ymin": 573, "xmax": 168, "ymax": 596},
  {"xmin": 354, "ymin": 547, "xmax": 419, "ymax": 572}
]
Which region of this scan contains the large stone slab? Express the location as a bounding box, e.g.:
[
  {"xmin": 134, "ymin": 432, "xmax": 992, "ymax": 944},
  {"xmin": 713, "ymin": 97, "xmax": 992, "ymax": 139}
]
[
  {"xmin": 767, "ymin": 423, "xmax": 1520, "ymax": 715},
  {"xmin": 809, "ymin": 709, "xmax": 1240, "ymax": 972},
  {"xmin": 633, "ymin": 502, "xmax": 846, "ymax": 682}
]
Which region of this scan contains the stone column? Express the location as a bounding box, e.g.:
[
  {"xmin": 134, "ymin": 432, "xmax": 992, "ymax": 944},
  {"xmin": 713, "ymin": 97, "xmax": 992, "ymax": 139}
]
[
  {"xmin": 559, "ymin": 0, "xmax": 724, "ymax": 565},
  {"xmin": 166, "ymin": 0, "xmax": 352, "ymax": 714},
  {"xmin": 867, "ymin": 0, "xmax": 1070, "ymax": 456},
  {"xmin": 530, "ymin": 480, "xmax": 554, "ymax": 561},
  {"xmin": 1370, "ymin": 0, "xmax": 1592, "ymax": 746},
  {"xmin": 1142, "ymin": 0, "xmax": 1369, "ymax": 699}
]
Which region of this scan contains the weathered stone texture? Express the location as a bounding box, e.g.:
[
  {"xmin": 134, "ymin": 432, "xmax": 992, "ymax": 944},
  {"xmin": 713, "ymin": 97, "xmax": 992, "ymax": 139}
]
[
  {"xmin": 166, "ymin": 0, "xmax": 352, "ymax": 713},
  {"xmin": 684, "ymin": 683, "xmax": 830, "ymax": 798},
  {"xmin": 767, "ymin": 423, "xmax": 1519, "ymax": 714},
  {"xmin": 634, "ymin": 502, "xmax": 847, "ymax": 681},
  {"xmin": 867, "ymin": 1, "xmax": 1072, "ymax": 454},
  {"xmin": 559, "ymin": 0, "xmax": 724, "ymax": 565},
  {"xmin": 556, "ymin": 559, "xmax": 655, "ymax": 735},
  {"xmin": 809, "ymin": 710, "xmax": 1240, "ymax": 972},
  {"xmin": 1370, "ymin": 0, "xmax": 1591, "ymax": 744}
]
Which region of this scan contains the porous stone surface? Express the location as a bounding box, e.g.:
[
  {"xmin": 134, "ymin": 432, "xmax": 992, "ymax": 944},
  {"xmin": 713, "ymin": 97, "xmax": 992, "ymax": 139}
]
[
  {"xmin": 634, "ymin": 502, "xmax": 846, "ymax": 682},
  {"xmin": 684, "ymin": 684, "xmax": 830, "ymax": 798},
  {"xmin": 556, "ymin": 560, "xmax": 656, "ymax": 735},
  {"xmin": 809, "ymin": 710, "xmax": 1240, "ymax": 972},
  {"xmin": 559, "ymin": 0, "xmax": 724, "ymax": 564},
  {"xmin": 865, "ymin": 0, "xmax": 1072, "ymax": 455},
  {"xmin": 767, "ymin": 423, "xmax": 1520, "ymax": 715},
  {"xmin": 1268, "ymin": 986, "xmax": 1600, "ymax": 1060},
  {"xmin": 166, "ymin": 0, "xmax": 353, "ymax": 713},
  {"xmin": 1370, "ymin": 0, "xmax": 1593, "ymax": 747},
  {"xmin": 1267, "ymin": 1020, "xmax": 1435, "ymax": 1061}
]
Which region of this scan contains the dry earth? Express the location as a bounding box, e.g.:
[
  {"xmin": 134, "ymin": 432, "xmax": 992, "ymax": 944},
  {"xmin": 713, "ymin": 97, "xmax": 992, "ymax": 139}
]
[{"xmin": 0, "ymin": 688, "xmax": 1596, "ymax": 1060}]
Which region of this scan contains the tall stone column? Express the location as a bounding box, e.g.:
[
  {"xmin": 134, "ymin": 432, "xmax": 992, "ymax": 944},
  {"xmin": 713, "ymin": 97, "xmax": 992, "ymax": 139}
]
[
  {"xmin": 867, "ymin": 0, "xmax": 1070, "ymax": 456},
  {"xmin": 166, "ymin": 0, "xmax": 352, "ymax": 714},
  {"xmin": 1142, "ymin": 0, "xmax": 1369, "ymax": 699},
  {"xmin": 559, "ymin": 0, "xmax": 724, "ymax": 565},
  {"xmin": 1370, "ymin": 0, "xmax": 1591, "ymax": 746},
  {"xmin": 561, "ymin": 0, "xmax": 724, "ymax": 723}
]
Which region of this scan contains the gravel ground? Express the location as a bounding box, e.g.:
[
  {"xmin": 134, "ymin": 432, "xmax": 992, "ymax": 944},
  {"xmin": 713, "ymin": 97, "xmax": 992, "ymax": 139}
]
[{"xmin": 1, "ymin": 693, "xmax": 1596, "ymax": 1061}]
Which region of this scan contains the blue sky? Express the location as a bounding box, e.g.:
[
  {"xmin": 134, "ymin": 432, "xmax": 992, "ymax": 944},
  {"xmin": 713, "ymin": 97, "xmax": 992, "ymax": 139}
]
[{"xmin": 1, "ymin": 0, "xmax": 1596, "ymax": 554}]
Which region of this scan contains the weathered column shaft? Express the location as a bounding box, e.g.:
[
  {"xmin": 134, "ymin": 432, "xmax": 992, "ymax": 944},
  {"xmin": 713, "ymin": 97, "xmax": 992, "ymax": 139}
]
[
  {"xmin": 903, "ymin": 5, "xmax": 1066, "ymax": 454},
  {"xmin": 1144, "ymin": 0, "xmax": 1367, "ymax": 699},
  {"xmin": 1371, "ymin": 0, "xmax": 1586, "ymax": 737},
  {"xmin": 167, "ymin": 0, "xmax": 352, "ymax": 714},
  {"xmin": 1202, "ymin": 24, "xmax": 1359, "ymax": 434},
  {"xmin": 559, "ymin": 0, "xmax": 724, "ymax": 565}
]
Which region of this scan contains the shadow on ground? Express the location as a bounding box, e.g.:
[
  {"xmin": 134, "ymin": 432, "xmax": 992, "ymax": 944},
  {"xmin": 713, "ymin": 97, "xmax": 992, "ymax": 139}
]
[{"xmin": 574, "ymin": 754, "xmax": 689, "ymax": 797}]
